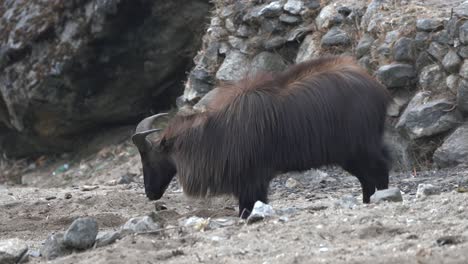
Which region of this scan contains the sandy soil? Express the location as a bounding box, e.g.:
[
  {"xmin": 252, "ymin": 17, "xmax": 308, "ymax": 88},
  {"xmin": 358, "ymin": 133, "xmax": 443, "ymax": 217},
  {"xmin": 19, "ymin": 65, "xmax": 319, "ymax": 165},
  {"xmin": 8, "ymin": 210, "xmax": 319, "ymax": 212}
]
[{"xmin": 1, "ymin": 132, "xmax": 467, "ymax": 264}]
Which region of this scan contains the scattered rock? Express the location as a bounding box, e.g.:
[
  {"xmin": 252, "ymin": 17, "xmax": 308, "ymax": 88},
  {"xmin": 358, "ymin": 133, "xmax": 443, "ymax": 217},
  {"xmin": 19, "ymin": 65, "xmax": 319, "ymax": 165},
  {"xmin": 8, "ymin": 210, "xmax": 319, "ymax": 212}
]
[
  {"xmin": 41, "ymin": 233, "xmax": 72, "ymax": 260},
  {"xmin": 393, "ymin": 37, "xmax": 415, "ymax": 62},
  {"xmin": 416, "ymin": 184, "xmax": 441, "ymax": 199},
  {"xmin": 459, "ymin": 60, "xmax": 468, "ymax": 79},
  {"xmin": 387, "ymin": 90, "xmax": 412, "ymax": 117},
  {"xmin": 336, "ymin": 195, "xmax": 358, "ymax": 209},
  {"xmin": 260, "ymin": 18, "xmax": 285, "ymax": 35},
  {"xmin": 250, "ymin": 52, "xmax": 287, "ymax": 76},
  {"xmin": 183, "ymin": 216, "xmax": 210, "ymax": 231},
  {"xmin": 360, "ymin": 0, "xmax": 385, "ymax": 31},
  {"xmin": 236, "ymin": 24, "xmax": 255, "ymax": 38},
  {"xmin": 442, "ymin": 50, "xmax": 462, "ymax": 73},
  {"xmin": 259, "ymin": 1, "xmax": 283, "ymax": 17},
  {"xmin": 320, "ymin": 27, "xmax": 351, "ymax": 47},
  {"xmin": 64, "ymin": 193, "xmax": 72, "ymax": 199},
  {"xmin": 370, "ymin": 188, "xmax": 403, "ymax": 203},
  {"xmin": 279, "ymin": 14, "xmax": 301, "ymax": 24},
  {"xmin": 0, "ymin": 238, "xmax": 28, "ymax": 264},
  {"xmin": 304, "ymin": 0, "xmax": 321, "ymax": 10},
  {"xmin": 295, "ymin": 33, "xmax": 320, "ymax": 63},
  {"xmin": 376, "ymin": 64, "xmax": 416, "ymax": 88},
  {"xmin": 436, "ymin": 235, "xmax": 464, "ymax": 246},
  {"xmin": 427, "ymin": 42, "xmax": 448, "ymax": 62},
  {"xmin": 121, "ymin": 215, "xmax": 161, "ymax": 234},
  {"xmin": 45, "ymin": 196, "xmax": 57, "ymax": 201},
  {"xmin": 418, "ymin": 64, "xmax": 447, "ymax": 92},
  {"xmin": 460, "ymin": 22, "xmax": 468, "ymax": 45},
  {"xmin": 118, "ymin": 174, "xmax": 135, "ymax": 185},
  {"xmin": 315, "ymin": 4, "xmax": 336, "ymax": 30},
  {"xmin": 284, "ymin": 0, "xmax": 303, "ymax": 15},
  {"xmin": 263, "ymin": 36, "xmax": 287, "ymax": 50},
  {"xmin": 416, "ymin": 19, "xmax": 444, "ymax": 32},
  {"xmin": 216, "ymin": 51, "xmax": 251, "ymax": 81},
  {"xmin": 454, "ymin": 1, "xmax": 468, "ymax": 17},
  {"xmin": 95, "ymin": 231, "xmax": 121, "ymax": 248},
  {"xmin": 446, "ymin": 74, "xmax": 460, "ymax": 94},
  {"xmin": 63, "ymin": 217, "xmax": 98, "ymax": 250},
  {"xmin": 285, "ymin": 178, "xmax": 300, "ymax": 189},
  {"xmin": 80, "ymin": 185, "xmax": 99, "ymax": 191},
  {"xmin": 433, "ymin": 123, "xmax": 468, "ymax": 168},
  {"xmin": 356, "ymin": 34, "xmax": 375, "ymax": 58},
  {"xmin": 247, "ymin": 201, "xmax": 275, "ymax": 224},
  {"xmin": 457, "ymin": 79, "xmax": 468, "ymax": 113},
  {"xmin": 384, "ymin": 126, "xmax": 413, "ymax": 171},
  {"xmin": 337, "ymin": 6, "xmax": 352, "ymax": 17},
  {"xmin": 459, "ymin": 46, "xmax": 468, "ymax": 58},
  {"xmin": 396, "ymin": 92, "xmax": 462, "ymax": 139}
]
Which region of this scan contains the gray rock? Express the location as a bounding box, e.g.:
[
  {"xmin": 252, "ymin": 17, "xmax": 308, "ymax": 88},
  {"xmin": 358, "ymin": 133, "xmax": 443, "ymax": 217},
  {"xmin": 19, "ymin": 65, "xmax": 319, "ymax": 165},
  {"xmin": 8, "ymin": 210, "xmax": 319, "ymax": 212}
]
[
  {"xmin": 415, "ymin": 51, "xmax": 435, "ymax": 72},
  {"xmin": 427, "ymin": 42, "xmax": 448, "ymax": 62},
  {"xmin": 414, "ymin": 32, "xmax": 430, "ymax": 50},
  {"xmin": 279, "ymin": 14, "xmax": 302, "ymax": 24},
  {"xmin": 263, "ymin": 36, "xmax": 287, "ymax": 50},
  {"xmin": 396, "ymin": 92, "xmax": 462, "ymax": 139},
  {"xmin": 304, "ymin": 0, "xmax": 321, "ymax": 9},
  {"xmin": 336, "ymin": 195, "xmax": 358, "ymax": 209},
  {"xmin": 0, "ymin": 238, "xmax": 28, "ymax": 264},
  {"xmin": 416, "ymin": 18, "xmax": 444, "ymax": 32},
  {"xmin": 387, "ymin": 90, "xmax": 412, "ymax": 117},
  {"xmin": 259, "ymin": 18, "xmax": 285, "ymax": 35},
  {"xmin": 442, "ymin": 50, "xmax": 462, "ymax": 73},
  {"xmin": 337, "ymin": 6, "xmax": 352, "ymax": 17},
  {"xmin": 121, "ymin": 215, "xmax": 161, "ymax": 233},
  {"xmin": 446, "ymin": 74, "xmax": 461, "ymax": 94},
  {"xmin": 418, "ymin": 64, "xmax": 447, "ymax": 92},
  {"xmin": 356, "ymin": 34, "xmax": 375, "ymax": 58},
  {"xmin": 95, "ymin": 231, "xmax": 121, "ymax": 248},
  {"xmin": 447, "ymin": 17, "xmax": 462, "ymax": 39},
  {"xmin": 259, "ymin": 1, "xmax": 284, "ymax": 17},
  {"xmin": 63, "ymin": 217, "xmax": 98, "ymax": 250},
  {"xmin": 236, "ymin": 24, "xmax": 255, "ymax": 38},
  {"xmin": 358, "ymin": 56, "xmax": 372, "ymax": 73},
  {"xmin": 434, "ymin": 30, "xmax": 451, "ymax": 45},
  {"xmin": 216, "ymin": 51, "xmax": 251, "ymax": 81},
  {"xmin": 460, "ymin": 60, "xmax": 468, "ymax": 79},
  {"xmin": 393, "ymin": 37, "xmax": 414, "ymax": 62},
  {"xmin": 416, "ymin": 184, "xmax": 441, "ymax": 199},
  {"xmin": 295, "ymin": 33, "xmax": 321, "ymax": 63},
  {"xmin": 433, "ymin": 123, "xmax": 468, "ymax": 168},
  {"xmin": 360, "ymin": 0, "xmax": 385, "ymax": 31},
  {"xmin": 370, "ymin": 188, "xmax": 403, "ymax": 203},
  {"xmin": 285, "ymin": 178, "xmax": 300, "ymax": 188},
  {"xmin": 459, "ymin": 46, "xmax": 468, "ymax": 58},
  {"xmin": 457, "ymin": 79, "xmax": 468, "ymax": 114},
  {"xmin": 376, "ymin": 64, "xmax": 416, "ymax": 88},
  {"xmin": 315, "ymin": 4, "xmax": 336, "ymax": 30},
  {"xmin": 41, "ymin": 233, "xmax": 72, "ymax": 260},
  {"xmin": 249, "ymin": 52, "xmax": 287, "ymax": 76},
  {"xmin": 284, "ymin": 0, "xmax": 303, "ymax": 15},
  {"xmin": 460, "ymin": 22, "xmax": 468, "ymax": 45},
  {"xmin": 193, "ymin": 88, "xmax": 220, "ymax": 112},
  {"xmin": 320, "ymin": 27, "xmax": 351, "ymax": 47},
  {"xmin": 454, "ymin": 1, "xmax": 468, "ymax": 18},
  {"xmin": 246, "ymin": 201, "xmax": 275, "ymax": 224},
  {"xmin": 225, "ymin": 18, "xmax": 236, "ymax": 33}
]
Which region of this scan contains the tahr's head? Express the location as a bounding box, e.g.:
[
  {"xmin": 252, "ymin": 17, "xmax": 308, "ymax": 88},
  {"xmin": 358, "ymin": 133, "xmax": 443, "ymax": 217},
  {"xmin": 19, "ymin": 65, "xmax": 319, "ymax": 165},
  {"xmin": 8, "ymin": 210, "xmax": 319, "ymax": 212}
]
[{"xmin": 132, "ymin": 113, "xmax": 176, "ymax": 200}]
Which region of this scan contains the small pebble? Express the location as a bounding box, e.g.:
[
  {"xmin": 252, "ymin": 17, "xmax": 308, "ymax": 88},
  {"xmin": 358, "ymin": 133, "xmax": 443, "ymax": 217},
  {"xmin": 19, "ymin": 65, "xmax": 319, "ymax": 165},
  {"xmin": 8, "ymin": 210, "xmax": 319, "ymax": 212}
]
[
  {"xmin": 45, "ymin": 196, "xmax": 57, "ymax": 201},
  {"xmin": 247, "ymin": 201, "xmax": 275, "ymax": 224},
  {"xmin": 80, "ymin": 185, "xmax": 99, "ymax": 191},
  {"xmin": 64, "ymin": 193, "xmax": 72, "ymax": 199},
  {"xmin": 370, "ymin": 188, "xmax": 403, "ymax": 203},
  {"xmin": 416, "ymin": 184, "xmax": 441, "ymax": 199}
]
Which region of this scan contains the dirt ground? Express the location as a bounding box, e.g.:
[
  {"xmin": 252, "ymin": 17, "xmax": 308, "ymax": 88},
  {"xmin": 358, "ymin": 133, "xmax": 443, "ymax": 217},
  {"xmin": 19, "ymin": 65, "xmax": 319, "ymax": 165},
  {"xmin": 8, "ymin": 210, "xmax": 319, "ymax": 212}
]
[{"xmin": 1, "ymin": 128, "xmax": 467, "ymax": 264}]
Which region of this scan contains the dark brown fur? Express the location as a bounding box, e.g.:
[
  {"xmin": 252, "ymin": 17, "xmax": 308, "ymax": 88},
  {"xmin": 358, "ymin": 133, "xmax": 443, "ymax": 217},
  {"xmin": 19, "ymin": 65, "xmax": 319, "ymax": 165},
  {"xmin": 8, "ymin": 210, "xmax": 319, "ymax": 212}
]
[{"xmin": 143, "ymin": 55, "xmax": 392, "ymax": 218}]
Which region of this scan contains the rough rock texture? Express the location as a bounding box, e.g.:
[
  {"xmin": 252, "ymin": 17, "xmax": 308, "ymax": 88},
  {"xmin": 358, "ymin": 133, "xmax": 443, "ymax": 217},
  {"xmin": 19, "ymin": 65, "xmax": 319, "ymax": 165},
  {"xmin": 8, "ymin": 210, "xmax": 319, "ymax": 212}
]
[
  {"xmin": 0, "ymin": 238, "xmax": 28, "ymax": 264},
  {"xmin": 396, "ymin": 92, "xmax": 462, "ymax": 140},
  {"xmin": 0, "ymin": 0, "xmax": 210, "ymax": 157},
  {"xmin": 40, "ymin": 233, "xmax": 72, "ymax": 260},
  {"xmin": 63, "ymin": 217, "xmax": 98, "ymax": 249},
  {"xmin": 433, "ymin": 124, "xmax": 468, "ymax": 168},
  {"xmin": 376, "ymin": 64, "xmax": 416, "ymax": 88}
]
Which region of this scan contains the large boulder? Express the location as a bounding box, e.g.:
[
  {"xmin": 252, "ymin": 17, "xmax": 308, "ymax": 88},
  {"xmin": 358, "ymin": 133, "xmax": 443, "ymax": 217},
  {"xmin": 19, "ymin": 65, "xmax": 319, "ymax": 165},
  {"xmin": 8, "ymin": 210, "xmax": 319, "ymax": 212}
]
[
  {"xmin": 433, "ymin": 123, "xmax": 468, "ymax": 168},
  {"xmin": 0, "ymin": 0, "xmax": 210, "ymax": 157},
  {"xmin": 396, "ymin": 92, "xmax": 462, "ymax": 140}
]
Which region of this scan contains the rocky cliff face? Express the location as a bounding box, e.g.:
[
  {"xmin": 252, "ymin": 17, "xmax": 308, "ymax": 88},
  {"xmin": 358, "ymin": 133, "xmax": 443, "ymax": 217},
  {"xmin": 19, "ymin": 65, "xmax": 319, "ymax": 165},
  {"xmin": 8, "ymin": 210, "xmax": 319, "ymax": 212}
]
[
  {"xmin": 178, "ymin": 0, "xmax": 468, "ymax": 171},
  {"xmin": 0, "ymin": 0, "xmax": 210, "ymax": 157}
]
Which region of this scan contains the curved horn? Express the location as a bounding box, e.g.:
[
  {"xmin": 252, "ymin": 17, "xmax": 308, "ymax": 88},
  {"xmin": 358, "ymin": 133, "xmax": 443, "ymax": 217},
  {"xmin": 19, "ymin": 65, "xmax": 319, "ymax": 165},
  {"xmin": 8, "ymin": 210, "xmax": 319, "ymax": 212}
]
[{"xmin": 132, "ymin": 113, "xmax": 169, "ymax": 150}]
